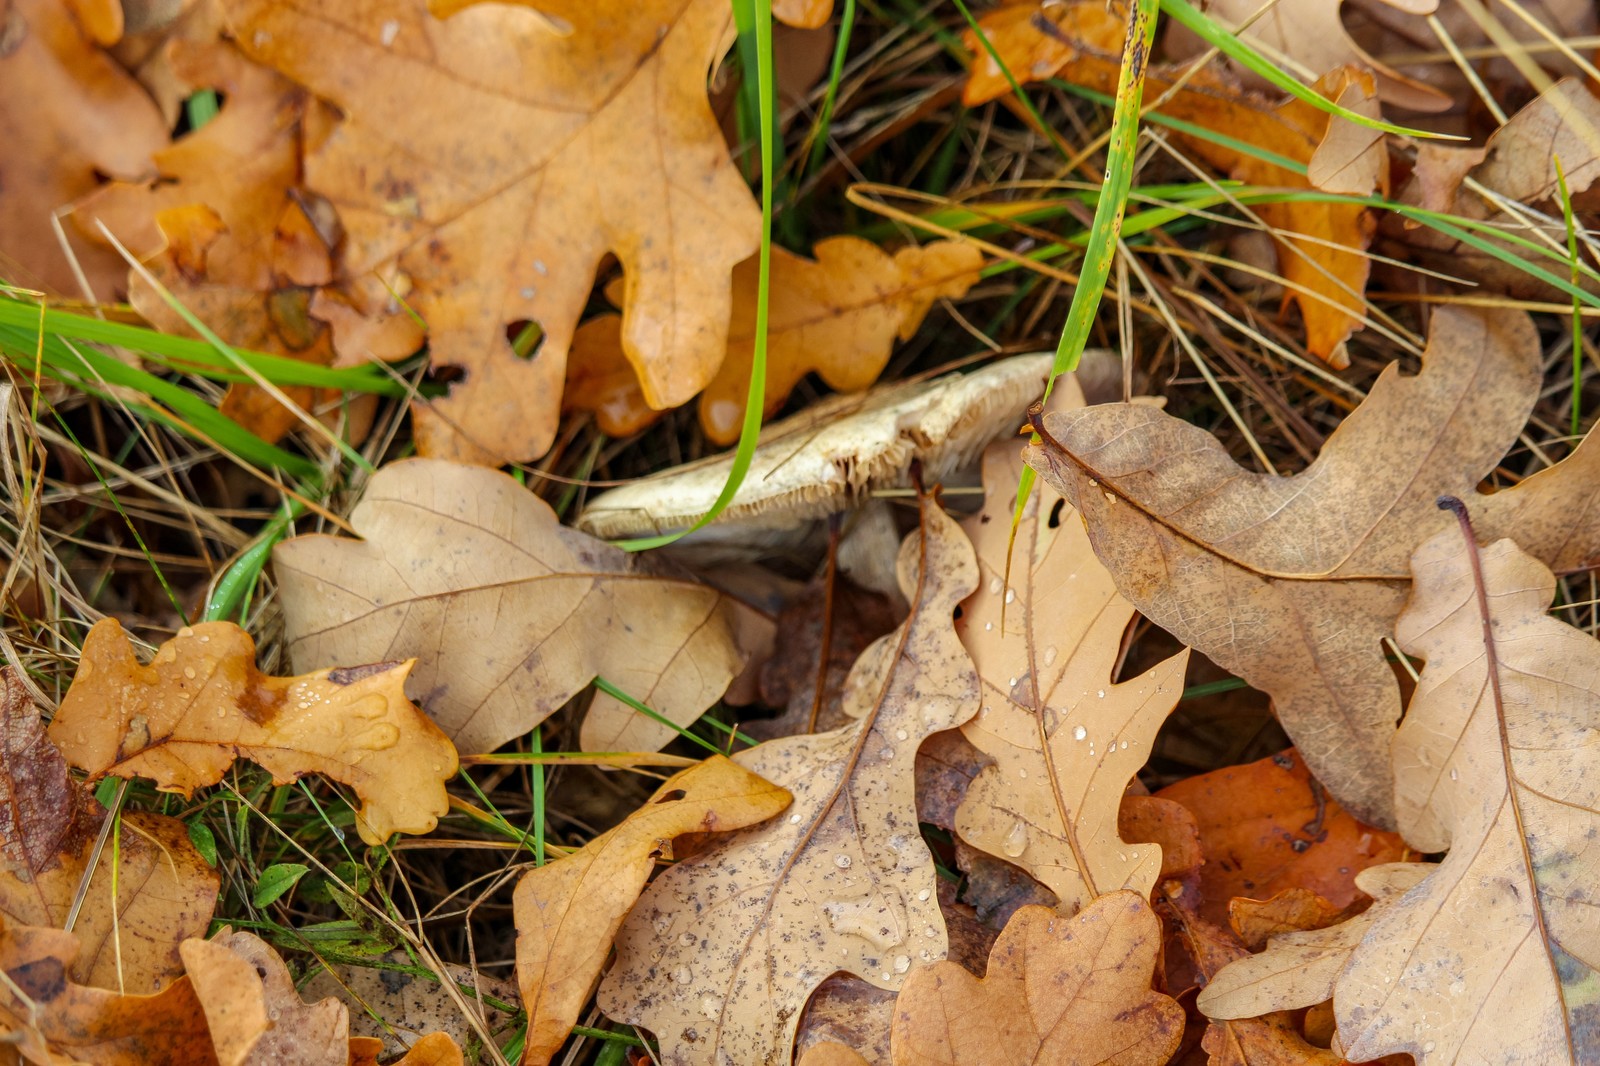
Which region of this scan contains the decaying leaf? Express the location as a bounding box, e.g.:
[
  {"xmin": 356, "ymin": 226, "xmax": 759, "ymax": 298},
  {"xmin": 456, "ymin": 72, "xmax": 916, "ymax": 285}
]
[
  {"xmin": 301, "ymin": 952, "xmax": 517, "ymax": 1059},
  {"xmin": 1182, "ymin": 0, "xmax": 1451, "ymax": 112},
  {"xmin": 1, "ymin": 668, "xmax": 218, "ymax": 996},
  {"xmin": 214, "ymin": 0, "xmax": 764, "ymax": 465},
  {"xmin": 599, "ymin": 492, "xmax": 980, "ymax": 1065},
  {"xmin": 1025, "ymin": 305, "xmax": 1600, "ymax": 825},
  {"xmin": 180, "ymin": 929, "xmax": 467, "ymax": 1065},
  {"xmin": 565, "ymin": 238, "xmax": 983, "ymax": 444},
  {"xmin": 273, "ymin": 458, "xmax": 760, "ymax": 754},
  {"xmin": 1155, "ymin": 748, "xmax": 1407, "ymax": 929},
  {"xmin": 1396, "ymin": 79, "xmax": 1600, "ymax": 300},
  {"xmin": 1204, "ymin": 525, "xmax": 1600, "ymax": 1061},
  {"xmin": 514, "ymin": 756, "xmax": 790, "ymax": 1065},
  {"xmin": 964, "ymin": 1, "xmax": 1384, "ymax": 363},
  {"xmin": 0, "ymin": 914, "xmax": 218, "ymax": 1065},
  {"xmin": 49, "ymin": 619, "xmax": 457, "ymax": 845},
  {"xmin": 890, "ymin": 892, "xmax": 1183, "ymax": 1065},
  {"xmin": 576, "ymin": 354, "xmax": 1052, "ymax": 540},
  {"xmin": 954, "ymin": 394, "xmax": 1189, "ymax": 913},
  {"xmin": 0, "ymin": 0, "xmax": 168, "ymax": 298},
  {"xmin": 182, "ymin": 929, "xmax": 347, "ymax": 1064}
]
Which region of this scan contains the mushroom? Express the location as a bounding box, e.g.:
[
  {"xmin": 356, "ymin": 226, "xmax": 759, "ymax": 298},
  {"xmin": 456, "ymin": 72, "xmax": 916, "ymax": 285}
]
[{"xmin": 576, "ymin": 353, "xmax": 1062, "ymax": 542}]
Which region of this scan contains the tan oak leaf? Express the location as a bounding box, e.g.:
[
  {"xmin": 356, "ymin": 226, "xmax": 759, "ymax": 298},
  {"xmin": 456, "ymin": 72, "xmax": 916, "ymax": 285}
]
[
  {"xmin": 1025, "ymin": 305, "xmax": 1600, "ymax": 825},
  {"xmin": 889, "ymin": 892, "xmax": 1184, "ymax": 1065},
  {"xmin": 273, "ymin": 458, "xmax": 760, "ymax": 755},
  {"xmin": 955, "ymin": 391, "xmax": 1187, "ymax": 913},
  {"xmin": 598, "ymin": 491, "xmax": 980, "ymax": 1066},
  {"xmin": 1203, "ymin": 523, "xmax": 1600, "ymax": 1061}
]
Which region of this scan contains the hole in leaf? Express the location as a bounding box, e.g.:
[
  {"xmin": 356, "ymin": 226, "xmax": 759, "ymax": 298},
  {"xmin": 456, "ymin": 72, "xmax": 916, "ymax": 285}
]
[
  {"xmin": 655, "ymin": 789, "xmax": 688, "ymax": 804},
  {"xmin": 506, "ymin": 320, "xmax": 544, "ymax": 360},
  {"xmin": 1047, "ymin": 499, "xmax": 1065, "ymax": 528},
  {"xmin": 427, "ymin": 363, "xmax": 466, "ymax": 387}
]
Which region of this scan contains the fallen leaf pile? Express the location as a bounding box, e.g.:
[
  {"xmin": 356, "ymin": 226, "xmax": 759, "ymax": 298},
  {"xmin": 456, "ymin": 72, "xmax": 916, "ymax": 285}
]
[{"xmin": 15, "ymin": 0, "xmax": 1600, "ymax": 1064}]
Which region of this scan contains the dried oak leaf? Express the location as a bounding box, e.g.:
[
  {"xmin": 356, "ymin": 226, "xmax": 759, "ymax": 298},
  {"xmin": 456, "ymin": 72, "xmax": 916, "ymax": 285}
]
[
  {"xmin": 0, "ymin": 0, "xmax": 167, "ymax": 298},
  {"xmin": 272, "ymin": 458, "xmax": 758, "ymax": 755},
  {"xmin": 348, "ymin": 1032, "xmax": 465, "ymax": 1066},
  {"xmin": 890, "ymin": 892, "xmax": 1183, "ymax": 1065},
  {"xmin": 0, "ymin": 668, "xmax": 217, "ymax": 995},
  {"xmin": 1178, "ymin": 0, "xmax": 1450, "ymax": 112},
  {"xmin": 954, "ymin": 396, "xmax": 1189, "ymax": 913},
  {"xmin": 598, "ymin": 492, "xmax": 980, "ymax": 1066},
  {"xmin": 1204, "ymin": 527, "xmax": 1600, "ymax": 1062},
  {"xmin": 1154, "ymin": 748, "xmax": 1406, "ymax": 930},
  {"xmin": 964, "ymin": 1, "xmax": 1383, "ymax": 364},
  {"xmin": 0, "ymin": 915, "xmax": 218, "ymax": 1065},
  {"xmin": 565, "ymin": 238, "xmax": 984, "ymax": 444},
  {"xmin": 1025, "ymin": 304, "xmax": 1600, "ymax": 826},
  {"xmin": 49, "ymin": 619, "xmax": 457, "ymax": 845},
  {"xmin": 216, "ymin": 0, "xmax": 766, "ymax": 465},
  {"xmin": 514, "ymin": 756, "xmax": 790, "ymax": 1065},
  {"xmin": 1395, "ymin": 79, "xmax": 1600, "ymax": 301}
]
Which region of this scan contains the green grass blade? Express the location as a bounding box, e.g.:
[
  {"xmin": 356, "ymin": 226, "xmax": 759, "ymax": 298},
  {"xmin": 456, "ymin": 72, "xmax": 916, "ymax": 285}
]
[
  {"xmin": 618, "ymin": 0, "xmax": 776, "ymax": 552},
  {"xmin": 805, "ymin": 0, "xmax": 857, "ymax": 178},
  {"xmin": 1009, "ymin": 0, "xmax": 1159, "ymax": 590},
  {"xmin": 1554, "ymin": 156, "xmax": 1586, "ymax": 437}
]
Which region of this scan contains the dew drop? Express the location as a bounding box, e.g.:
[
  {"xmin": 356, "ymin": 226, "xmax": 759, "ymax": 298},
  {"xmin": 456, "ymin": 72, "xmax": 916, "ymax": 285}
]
[
  {"xmin": 979, "ymin": 705, "xmax": 991, "ymax": 719},
  {"xmin": 1096, "ymin": 689, "xmax": 1106, "ymax": 699},
  {"xmin": 183, "ymin": 667, "xmax": 196, "ymax": 680},
  {"xmin": 1449, "ymin": 767, "xmax": 1459, "ymax": 781},
  {"xmin": 989, "ymin": 577, "xmax": 1003, "ymax": 595},
  {"xmin": 984, "ymin": 622, "xmax": 994, "ymax": 632},
  {"xmin": 1018, "ymin": 768, "xmax": 1028, "ymax": 779},
  {"xmin": 923, "ymin": 926, "xmax": 937, "ymax": 938},
  {"xmin": 893, "ymin": 955, "xmax": 911, "ymax": 974},
  {"xmin": 1004, "ymin": 589, "xmax": 1015, "ymax": 605},
  {"xmin": 673, "ymin": 967, "xmax": 693, "ymax": 985},
  {"xmin": 1008, "ymin": 676, "xmax": 1018, "ymax": 688},
  {"xmin": 895, "ymin": 728, "xmax": 908, "ymax": 741},
  {"xmin": 916, "ymin": 888, "xmax": 931, "ymax": 901},
  {"xmin": 198, "ymin": 635, "xmax": 209, "ymax": 643},
  {"xmin": 790, "ymin": 814, "xmax": 802, "ymax": 823},
  {"xmin": 919, "ymin": 694, "xmax": 959, "ymax": 726},
  {"xmin": 1087, "ymin": 478, "xmax": 1098, "ymax": 488},
  {"xmin": 1002, "ymin": 821, "xmax": 1028, "ymax": 858},
  {"xmin": 1120, "ymin": 740, "xmax": 1128, "ymax": 750},
  {"xmin": 1072, "ymin": 725, "xmax": 1087, "ymax": 741},
  {"xmin": 1042, "ymin": 645, "xmax": 1058, "ymax": 667},
  {"xmin": 177, "ymin": 627, "xmax": 194, "ymax": 639},
  {"xmin": 834, "ymin": 854, "xmax": 853, "ymax": 869},
  {"xmin": 215, "ymin": 708, "xmax": 226, "ymax": 718}
]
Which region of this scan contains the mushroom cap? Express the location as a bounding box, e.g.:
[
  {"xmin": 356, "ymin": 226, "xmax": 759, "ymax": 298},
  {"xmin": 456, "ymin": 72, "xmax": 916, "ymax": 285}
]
[{"xmin": 576, "ymin": 354, "xmax": 1059, "ymax": 539}]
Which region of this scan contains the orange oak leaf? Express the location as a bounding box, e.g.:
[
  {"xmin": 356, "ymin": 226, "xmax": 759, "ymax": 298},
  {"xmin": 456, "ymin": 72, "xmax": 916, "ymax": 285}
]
[
  {"xmin": 514, "ymin": 756, "xmax": 790, "ymax": 1065},
  {"xmin": 216, "ymin": 0, "xmax": 766, "ymax": 465},
  {"xmin": 565, "ymin": 238, "xmax": 983, "ymax": 443},
  {"xmin": 49, "ymin": 619, "xmax": 457, "ymax": 845},
  {"xmin": 964, "ymin": 1, "xmax": 1384, "ymax": 364},
  {"xmin": 889, "ymin": 892, "xmax": 1183, "ymax": 1065},
  {"xmin": 73, "ymin": 40, "xmax": 413, "ymax": 443},
  {"xmin": 954, "ymin": 393, "xmax": 1189, "ymax": 913},
  {"xmin": 0, "ymin": 915, "xmax": 219, "ymax": 1065},
  {"xmin": 0, "ymin": 0, "xmax": 167, "ymax": 298},
  {"xmin": 272, "ymin": 458, "xmax": 761, "ymax": 755},
  {"xmin": 599, "ymin": 491, "xmax": 980, "ymax": 1066},
  {"xmin": 1155, "ymin": 749, "xmax": 1407, "ymax": 930},
  {"xmin": 0, "ymin": 668, "xmax": 218, "ymax": 995}
]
